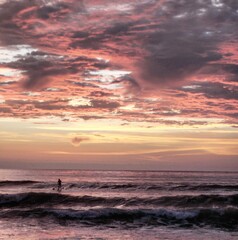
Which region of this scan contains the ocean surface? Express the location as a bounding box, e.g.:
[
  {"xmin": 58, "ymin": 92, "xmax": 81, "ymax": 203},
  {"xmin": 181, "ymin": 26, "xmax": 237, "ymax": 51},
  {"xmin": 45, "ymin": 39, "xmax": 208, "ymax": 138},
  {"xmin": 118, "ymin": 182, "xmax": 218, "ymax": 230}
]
[{"xmin": 0, "ymin": 169, "xmax": 238, "ymax": 240}]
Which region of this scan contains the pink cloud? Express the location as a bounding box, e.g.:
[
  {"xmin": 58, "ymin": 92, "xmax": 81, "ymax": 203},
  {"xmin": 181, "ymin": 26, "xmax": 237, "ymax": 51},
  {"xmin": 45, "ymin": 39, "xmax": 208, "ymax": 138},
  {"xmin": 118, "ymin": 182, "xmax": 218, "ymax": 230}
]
[{"xmin": 0, "ymin": 0, "xmax": 237, "ymax": 125}]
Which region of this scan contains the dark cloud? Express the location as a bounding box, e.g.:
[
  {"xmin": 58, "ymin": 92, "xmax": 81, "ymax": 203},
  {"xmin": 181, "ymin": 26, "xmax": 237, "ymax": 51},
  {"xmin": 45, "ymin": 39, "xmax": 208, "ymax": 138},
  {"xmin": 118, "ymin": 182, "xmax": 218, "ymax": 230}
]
[
  {"xmin": 6, "ymin": 52, "xmax": 84, "ymax": 89},
  {"xmin": 0, "ymin": 0, "xmax": 84, "ymax": 64},
  {"xmin": 0, "ymin": 80, "xmax": 18, "ymax": 86},
  {"xmin": 79, "ymin": 115, "xmax": 105, "ymax": 121},
  {"xmin": 181, "ymin": 82, "xmax": 238, "ymax": 100},
  {"xmin": 201, "ymin": 63, "xmax": 238, "ymax": 81},
  {"xmin": 35, "ymin": 3, "xmax": 77, "ymax": 20},
  {"xmin": 5, "ymin": 99, "xmax": 68, "ymax": 112},
  {"xmin": 72, "ymin": 31, "xmax": 89, "ymax": 39},
  {"xmin": 0, "ymin": 106, "xmax": 12, "ymax": 113},
  {"xmin": 135, "ymin": 0, "xmax": 238, "ymax": 86},
  {"xmin": 0, "ymin": 1, "xmax": 33, "ymax": 45},
  {"xmin": 223, "ymin": 64, "xmax": 238, "ymax": 81},
  {"xmin": 70, "ymin": 36, "xmax": 105, "ymax": 50},
  {"xmin": 157, "ymin": 119, "xmax": 209, "ymax": 126},
  {"xmin": 91, "ymin": 100, "xmax": 120, "ymax": 109},
  {"xmin": 67, "ymin": 80, "xmax": 98, "ymax": 88},
  {"xmin": 112, "ymin": 76, "xmax": 141, "ymax": 94},
  {"xmin": 104, "ymin": 22, "xmax": 133, "ymax": 36},
  {"xmin": 71, "ymin": 136, "xmax": 89, "ymax": 147},
  {"xmin": 89, "ymin": 91, "xmax": 111, "ymax": 97},
  {"xmin": 68, "ymin": 0, "xmax": 238, "ymax": 88},
  {"xmin": 22, "ymin": 66, "xmax": 76, "ymax": 90}
]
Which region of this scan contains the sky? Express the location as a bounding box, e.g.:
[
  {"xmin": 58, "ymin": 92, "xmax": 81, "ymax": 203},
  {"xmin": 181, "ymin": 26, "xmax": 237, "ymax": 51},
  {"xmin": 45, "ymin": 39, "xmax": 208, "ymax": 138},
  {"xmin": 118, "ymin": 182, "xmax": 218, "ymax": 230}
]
[{"xmin": 0, "ymin": 0, "xmax": 238, "ymax": 171}]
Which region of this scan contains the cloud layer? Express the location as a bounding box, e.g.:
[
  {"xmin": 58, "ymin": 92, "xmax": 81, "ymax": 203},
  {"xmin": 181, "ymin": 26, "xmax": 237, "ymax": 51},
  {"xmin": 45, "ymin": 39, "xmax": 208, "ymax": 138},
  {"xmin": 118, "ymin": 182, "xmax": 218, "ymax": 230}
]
[{"xmin": 0, "ymin": 0, "xmax": 238, "ymax": 126}]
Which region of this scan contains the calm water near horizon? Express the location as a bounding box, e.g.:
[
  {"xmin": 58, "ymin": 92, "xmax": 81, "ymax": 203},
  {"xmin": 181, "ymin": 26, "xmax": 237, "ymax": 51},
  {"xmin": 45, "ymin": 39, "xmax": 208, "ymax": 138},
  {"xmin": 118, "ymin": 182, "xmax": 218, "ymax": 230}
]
[{"xmin": 0, "ymin": 169, "xmax": 238, "ymax": 239}]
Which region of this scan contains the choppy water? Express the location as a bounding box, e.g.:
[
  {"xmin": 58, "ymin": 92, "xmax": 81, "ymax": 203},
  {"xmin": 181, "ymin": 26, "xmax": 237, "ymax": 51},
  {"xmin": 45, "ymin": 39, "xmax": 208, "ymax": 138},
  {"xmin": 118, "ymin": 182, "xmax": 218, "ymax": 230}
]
[{"xmin": 0, "ymin": 169, "xmax": 238, "ymax": 240}]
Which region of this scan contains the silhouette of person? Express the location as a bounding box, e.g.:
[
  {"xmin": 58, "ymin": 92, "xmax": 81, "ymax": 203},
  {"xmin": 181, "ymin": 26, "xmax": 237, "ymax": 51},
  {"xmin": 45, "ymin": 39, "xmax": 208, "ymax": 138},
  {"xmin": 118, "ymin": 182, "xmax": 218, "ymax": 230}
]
[{"xmin": 57, "ymin": 178, "xmax": 62, "ymax": 191}]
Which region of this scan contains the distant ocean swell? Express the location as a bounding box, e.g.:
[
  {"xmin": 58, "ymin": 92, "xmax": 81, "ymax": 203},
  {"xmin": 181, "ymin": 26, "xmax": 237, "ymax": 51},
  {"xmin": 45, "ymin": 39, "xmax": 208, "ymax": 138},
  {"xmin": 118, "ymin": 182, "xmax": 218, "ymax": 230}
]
[
  {"xmin": 0, "ymin": 180, "xmax": 39, "ymax": 187},
  {"xmin": 1, "ymin": 181, "xmax": 238, "ymax": 191},
  {"xmin": 0, "ymin": 207, "xmax": 237, "ymax": 229},
  {"xmin": 1, "ymin": 192, "xmax": 238, "ymax": 208}
]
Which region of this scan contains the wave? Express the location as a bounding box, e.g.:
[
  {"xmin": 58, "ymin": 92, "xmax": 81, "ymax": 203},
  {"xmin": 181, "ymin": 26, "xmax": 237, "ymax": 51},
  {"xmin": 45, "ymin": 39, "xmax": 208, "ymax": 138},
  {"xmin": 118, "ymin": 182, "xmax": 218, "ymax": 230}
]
[
  {"xmin": 77, "ymin": 183, "xmax": 238, "ymax": 191},
  {"xmin": 2, "ymin": 181, "xmax": 238, "ymax": 192},
  {"xmin": 0, "ymin": 207, "xmax": 237, "ymax": 230},
  {"xmin": 0, "ymin": 180, "xmax": 39, "ymax": 187},
  {"xmin": 1, "ymin": 192, "xmax": 238, "ymax": 208},
  {"xmin": 171, "ymin": 184, "xmax": 238, "ymax": 191},
  {"xmin": 30, "ymin": 182, "xmax": 238, "ymax": 192}
]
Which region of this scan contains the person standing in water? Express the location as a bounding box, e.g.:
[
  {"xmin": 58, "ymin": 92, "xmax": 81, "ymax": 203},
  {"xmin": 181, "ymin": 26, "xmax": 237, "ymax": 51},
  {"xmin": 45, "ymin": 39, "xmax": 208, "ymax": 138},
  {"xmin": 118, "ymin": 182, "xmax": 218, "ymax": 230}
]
[{"xmin": 57, "ymin": 178, "xmax": 62, "ymax": 191}]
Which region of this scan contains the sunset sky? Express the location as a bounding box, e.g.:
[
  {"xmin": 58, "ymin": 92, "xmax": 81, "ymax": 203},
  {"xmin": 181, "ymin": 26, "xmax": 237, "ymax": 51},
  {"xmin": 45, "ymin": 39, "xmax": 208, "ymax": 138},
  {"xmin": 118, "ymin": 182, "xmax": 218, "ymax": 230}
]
[{"xmin": 0, "ymin": 0, "xmax": 238, "ymax": 170}]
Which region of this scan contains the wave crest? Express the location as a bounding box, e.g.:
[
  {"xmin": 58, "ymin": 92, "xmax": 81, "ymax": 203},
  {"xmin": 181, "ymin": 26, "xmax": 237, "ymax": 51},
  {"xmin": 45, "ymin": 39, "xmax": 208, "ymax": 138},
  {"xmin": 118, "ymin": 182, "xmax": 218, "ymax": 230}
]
[
  {"xmin": 1, "ymin": 207, "xmax": 237, "ymax": 229},
  {"xmin": 1, "ymin": 192, "xmax": 238, "ymax": 208}
]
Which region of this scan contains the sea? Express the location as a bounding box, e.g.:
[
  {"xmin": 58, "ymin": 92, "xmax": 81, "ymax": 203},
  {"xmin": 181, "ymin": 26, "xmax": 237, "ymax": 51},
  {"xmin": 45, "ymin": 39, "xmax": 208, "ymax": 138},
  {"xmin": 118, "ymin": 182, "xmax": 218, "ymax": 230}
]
[{"xmin": 0, "ymin": 169, "xmax": 238, "ymax": 240}]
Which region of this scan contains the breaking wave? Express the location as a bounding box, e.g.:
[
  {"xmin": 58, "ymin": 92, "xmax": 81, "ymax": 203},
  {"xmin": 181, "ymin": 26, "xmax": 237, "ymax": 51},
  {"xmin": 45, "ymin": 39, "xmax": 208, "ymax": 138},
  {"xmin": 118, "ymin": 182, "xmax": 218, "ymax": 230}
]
[
  {"xmin": 31, "ymin": 182, "xmax": 238, "ymax": 192},
  {"xmin": 1, "ymin": 192, "xmax": 238, "ymax": 208},
  {"xmin": 0, "ymin": 207, "xmax": 237, "ymax": 230},
  {"xmin": 0, "ymin": 180, "xmax": 39, "ymax": 187}
]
